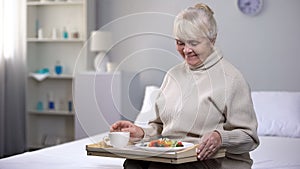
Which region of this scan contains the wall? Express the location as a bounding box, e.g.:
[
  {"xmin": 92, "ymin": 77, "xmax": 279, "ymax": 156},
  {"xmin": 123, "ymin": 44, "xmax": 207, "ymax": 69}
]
[{"xmin": 94, "ymin": 0, "xmax": 300, "ymax": 120}]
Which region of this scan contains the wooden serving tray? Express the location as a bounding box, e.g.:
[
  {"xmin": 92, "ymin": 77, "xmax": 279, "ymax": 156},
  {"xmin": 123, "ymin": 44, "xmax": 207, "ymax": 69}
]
[{"xmin": 86, "ymin": 142, "xmax": 226, "ymax": 164}]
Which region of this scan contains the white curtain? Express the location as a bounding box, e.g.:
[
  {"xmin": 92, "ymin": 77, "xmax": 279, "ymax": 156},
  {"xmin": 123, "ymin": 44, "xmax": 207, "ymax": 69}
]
[{"xmin": 0, "ymin": 0, "xmax": 26, "ymax": 158}]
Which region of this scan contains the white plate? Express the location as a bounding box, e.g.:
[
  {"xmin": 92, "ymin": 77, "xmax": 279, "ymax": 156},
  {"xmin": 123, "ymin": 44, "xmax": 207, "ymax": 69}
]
[{"xmin": 135, "ymin": 142, "xmax": 194, "ymax": 152}]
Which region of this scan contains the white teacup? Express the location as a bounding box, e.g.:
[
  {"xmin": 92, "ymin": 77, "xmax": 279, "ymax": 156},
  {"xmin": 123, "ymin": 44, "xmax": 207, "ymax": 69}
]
[{"xmin": 104, "ymin": 132, "xmax": 130, "ymax": 148}]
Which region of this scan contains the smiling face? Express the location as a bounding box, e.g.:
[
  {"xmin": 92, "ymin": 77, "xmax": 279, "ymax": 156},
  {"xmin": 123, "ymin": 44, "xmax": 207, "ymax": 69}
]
[
  {"xmin": 173, "ymin": 4, "xmax": 218, "ymax": 68},
  {"xmin": 176, "ymin": 37, "xmax": 214, "ymax": 68}
]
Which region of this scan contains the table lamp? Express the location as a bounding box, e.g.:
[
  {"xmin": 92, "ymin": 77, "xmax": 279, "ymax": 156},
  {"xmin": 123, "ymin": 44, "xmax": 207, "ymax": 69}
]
[{"xmin": 90, "ymin": 31, "xmax": 112, "ymax": 72}]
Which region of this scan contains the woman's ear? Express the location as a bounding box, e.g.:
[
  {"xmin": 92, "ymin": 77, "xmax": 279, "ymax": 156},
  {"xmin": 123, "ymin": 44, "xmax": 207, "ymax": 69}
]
[
  {"xmin": 210, "ymin": 33, "xmax": 217, "ymax": 45},
  {"xmin": 210, "ymin": 37, "xmax": 216, "ymax": 45}
]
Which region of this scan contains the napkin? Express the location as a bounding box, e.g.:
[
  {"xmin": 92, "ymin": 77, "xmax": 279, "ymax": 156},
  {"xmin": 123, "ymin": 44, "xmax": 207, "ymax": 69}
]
[{"xmin": 30, "ymin": 73, "xmax": 50, "ymax": 81}]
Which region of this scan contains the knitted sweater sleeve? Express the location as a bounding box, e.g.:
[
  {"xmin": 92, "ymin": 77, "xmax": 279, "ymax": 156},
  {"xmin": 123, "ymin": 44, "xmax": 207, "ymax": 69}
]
[
  {"xmin": 142, "ymin": 72, "xmax": 169, "ymax": 139},
  {"xmin": 142, "ymin": 104, "xmax": 164, "ymax": 139},
  {"xmin": 216, "ymin": 74, "xmax": 260, "ymax": 154}
]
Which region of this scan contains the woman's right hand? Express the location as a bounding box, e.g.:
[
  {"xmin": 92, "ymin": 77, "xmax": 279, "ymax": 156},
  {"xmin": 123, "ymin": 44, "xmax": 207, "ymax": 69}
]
[
  {"xmin": 196, "ymin": 131, "xmax": 222, "ymax": 160},
  {"xmin": 110, "ymin": 120, "xmax": 144, "ymax": 142}
]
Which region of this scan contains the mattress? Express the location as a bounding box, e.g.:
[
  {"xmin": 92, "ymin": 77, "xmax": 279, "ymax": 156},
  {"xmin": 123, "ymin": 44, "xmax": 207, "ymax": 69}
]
[{"xmin": 1, "ymin": 134, "xmax": 299, "ymax": 169}]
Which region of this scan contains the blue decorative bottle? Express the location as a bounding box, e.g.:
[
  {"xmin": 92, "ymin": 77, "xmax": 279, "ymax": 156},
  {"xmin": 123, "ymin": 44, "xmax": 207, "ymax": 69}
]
[
  {"xmin": 47, "ymin": 92, "xmax": 55, "ymax": 110},
  {"xmin": 63, "ymin": 27, "xmax": 68, "ymax": 39},
  {"xmin": 55, "ymin": 60, "xmax": 63, "ymax": 75}
]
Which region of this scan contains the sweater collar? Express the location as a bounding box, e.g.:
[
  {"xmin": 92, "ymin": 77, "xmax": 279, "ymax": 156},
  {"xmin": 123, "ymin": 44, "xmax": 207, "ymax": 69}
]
[{"xmin": 186, "ymin": 48, "xmax": 223, "ymax": 71}]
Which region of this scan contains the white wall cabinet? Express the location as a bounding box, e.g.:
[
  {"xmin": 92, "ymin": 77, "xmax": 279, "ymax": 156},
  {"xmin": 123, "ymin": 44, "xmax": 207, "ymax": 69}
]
[{"xmin": 26, "ymin": 0, "xmax": 95, "ymax": 150}]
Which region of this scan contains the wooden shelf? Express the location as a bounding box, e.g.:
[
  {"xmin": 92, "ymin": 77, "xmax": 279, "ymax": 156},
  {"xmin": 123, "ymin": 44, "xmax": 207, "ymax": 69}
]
[
  {"xmin": 27, "ymin": 1, "xmax": 83, "ymax": 6},
  {"xmin": 28, "ymin": 73, "xmax": 73, "ymax": 81},
  {"xmin": 48, "ymin": 74, "xmax": 73, "ymax": 79},
  {"xmin": 29, "ymin": 110, "xmax": 74, "ymax": 116},
  {"xmin": 49, "ymin": 75, "xmax": 73, "ymax": 80},
  {"xmin": 27, "ymin": 38, "xmax": 84, "ymax": 42},
  {"xmin": 26, "ymin": 0, "xmax": 94, "ymax": 150}
]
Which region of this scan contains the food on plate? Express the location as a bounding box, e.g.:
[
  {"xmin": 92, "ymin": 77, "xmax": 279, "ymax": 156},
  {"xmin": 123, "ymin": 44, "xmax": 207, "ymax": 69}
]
[{"xmin": 146, "ymin": 138, "xmax": 184, "ymax": 147}]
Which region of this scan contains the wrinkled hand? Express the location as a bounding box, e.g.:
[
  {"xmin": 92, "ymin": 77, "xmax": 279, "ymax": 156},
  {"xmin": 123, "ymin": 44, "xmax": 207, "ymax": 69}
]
[
  {"xmin": 110, "ymin": 120, "xmax": 144, "ymax": 142},
  {"xmin": 197, "ymin": 131, "xmax": 222, "ymax": 160}
]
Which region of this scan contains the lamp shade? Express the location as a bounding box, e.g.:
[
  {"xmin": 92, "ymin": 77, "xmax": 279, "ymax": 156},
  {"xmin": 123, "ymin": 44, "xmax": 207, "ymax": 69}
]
[{"xmin": 90, "ymin": 31, "xmax": 112, "ymax": 52}]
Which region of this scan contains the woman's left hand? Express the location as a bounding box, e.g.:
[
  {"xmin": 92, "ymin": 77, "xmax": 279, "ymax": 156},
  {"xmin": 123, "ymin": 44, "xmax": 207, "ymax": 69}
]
[{"xmin": 196, "ymin": 131, "xmax": 222, "ymax": 160}]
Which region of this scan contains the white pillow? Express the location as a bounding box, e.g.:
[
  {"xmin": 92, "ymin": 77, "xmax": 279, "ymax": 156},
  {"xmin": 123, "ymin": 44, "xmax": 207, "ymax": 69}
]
[
  {"xmin": 134, "ymin": 86, "xmax": 160, "ymax": 127},
  {"xmin": 251, "ymin": 91, "xmax": 300, "ymax": 138}
]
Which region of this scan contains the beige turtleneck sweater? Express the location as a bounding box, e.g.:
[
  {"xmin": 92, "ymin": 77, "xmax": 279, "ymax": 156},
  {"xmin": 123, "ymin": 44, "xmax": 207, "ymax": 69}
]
[{"xmin": 143, "ymin": 49, "xmax": 259, "ymax": 169}]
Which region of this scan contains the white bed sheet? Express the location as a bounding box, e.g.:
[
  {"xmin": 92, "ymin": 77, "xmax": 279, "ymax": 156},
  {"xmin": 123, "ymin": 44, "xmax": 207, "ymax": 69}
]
[
  {"xmin": 0, "ymin": 132, "xmax": 124, "ymax": 169},
  {"xmin": 251, "ymin": 136, "xmax": 300, "ymax": 169},
  {"xmin": 1, "ymin": 135, "xmax": 300, "ymax": 169}
]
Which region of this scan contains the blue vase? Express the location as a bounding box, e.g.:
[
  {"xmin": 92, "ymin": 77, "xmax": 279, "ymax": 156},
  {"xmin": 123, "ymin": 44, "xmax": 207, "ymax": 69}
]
[{"xmin": 55, "ymin": 65, "xmax": 62, "ymax": 75}]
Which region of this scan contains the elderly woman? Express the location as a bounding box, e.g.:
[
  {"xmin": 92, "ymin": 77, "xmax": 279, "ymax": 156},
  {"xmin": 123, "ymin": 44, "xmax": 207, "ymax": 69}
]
[{"xmin": 111, "ymin": 3, "xmax": 259, "ymax": 169}]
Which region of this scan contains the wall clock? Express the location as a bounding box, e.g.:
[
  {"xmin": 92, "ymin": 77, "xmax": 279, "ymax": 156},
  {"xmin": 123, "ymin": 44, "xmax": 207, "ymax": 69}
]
[{"xmin": 237, "ymin": 0, "xmax": 263, "ymax": 16}]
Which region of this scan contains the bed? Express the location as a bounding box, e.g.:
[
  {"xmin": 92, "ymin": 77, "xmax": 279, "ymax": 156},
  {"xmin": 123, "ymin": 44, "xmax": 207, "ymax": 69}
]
[
  {"xmin": 250, "ymin": 91, "xmax": 300, "ymax": 169},
  {"xmin": 1, "ymin": 89, "xmax": 300, "ymax": 169}
]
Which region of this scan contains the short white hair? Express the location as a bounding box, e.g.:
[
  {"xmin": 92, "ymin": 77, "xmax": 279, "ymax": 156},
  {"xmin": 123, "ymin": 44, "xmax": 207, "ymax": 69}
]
[{"xmin": 174, "ymin": 3, "xmax": 217, "ymax": 42}]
